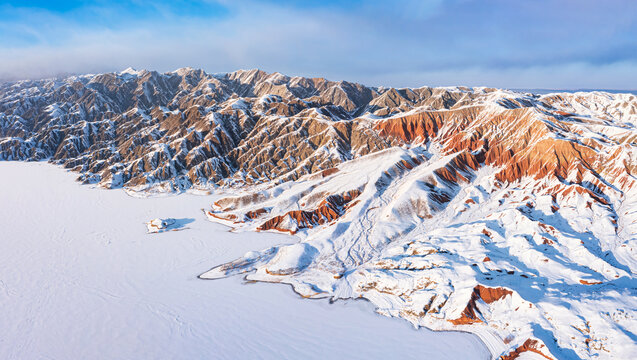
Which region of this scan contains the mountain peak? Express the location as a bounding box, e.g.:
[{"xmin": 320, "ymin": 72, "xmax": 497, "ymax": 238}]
[
  {"xmin": 1, "ymin": 68, "xmax": 636, "ymax": 359},
  {"xmin": 120, "ymin": 67, "xmax": 141, "ymax": 76}
]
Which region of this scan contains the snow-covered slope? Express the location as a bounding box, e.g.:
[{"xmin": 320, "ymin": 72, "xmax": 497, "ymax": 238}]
[
  {"xmin": 2, "ymin": 69, "xmax": 636, "ymax": 359},
  {"xmin": 0, "ymin": 162, "xmax": 489, "ymax": 360},
  {"xmin": 200, "ymin": 91, "xmax": 637, "ymax": 359}
]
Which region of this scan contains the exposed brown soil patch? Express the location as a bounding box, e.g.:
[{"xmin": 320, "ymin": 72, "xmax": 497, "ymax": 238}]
[
  {"xmin": 579, "ymin": 279, "xmax": 603, "ymax": 285},
  {"xmin": 320, "ymin": 167, "xmax": 339, "ymax": 177}
]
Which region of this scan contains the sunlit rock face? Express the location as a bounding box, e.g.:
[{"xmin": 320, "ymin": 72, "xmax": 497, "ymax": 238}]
[
  {"xmin": 2, "ymin": 68, "xmax": 637, "ymax": 359},
  {"xmin": 0, "ymin": 68, "xmax": 395, "ymax": 190}
]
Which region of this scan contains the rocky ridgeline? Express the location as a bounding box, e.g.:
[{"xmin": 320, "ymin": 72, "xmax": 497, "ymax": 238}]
[
  {"xmin": 0, "ymin": 68, "xmax": 488, "ymax": 190},
  {"xmin": 3, "ymin": 68, "xmax": 637, "ymax": 359},
  {"xmin": 7, "ymin": 67, "xmax": 629, "ymax": 191}
]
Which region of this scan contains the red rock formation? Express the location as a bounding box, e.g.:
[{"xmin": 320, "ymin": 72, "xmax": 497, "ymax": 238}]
[
  {"xmin": 207, "ymin": 212, "xmax": 242, "ymax": 223},
  {"xmin": 579, "ymin": 279, "xmax": 603, "ymax": 285},
  {"xmin": 373, "ymin": 107, "xmax": 479, "ymax": 143},
  {"xmin": 245, "ymin": 208, "xmax": 268, "ymax": 220},
  {"xmin": 257, "ymin": 190, "xmax": 361, "ymax": 234},
  {"xmin": 450, "ymin": 285, "xmax": 512, "ymax": 325},
  {"xmin": 499, "ymin": 339, "xmax": 554, "ymax": 360},
  {"xmin": 371, "ymin": 104, "xmax": 624, "ymax": 218},
  {"xmin": 434, "ymin": 151, "xmax": 484, "ymax": 184}
]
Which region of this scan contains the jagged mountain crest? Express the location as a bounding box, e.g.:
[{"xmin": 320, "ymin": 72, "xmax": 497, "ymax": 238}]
[
  {"xmin": 1, "ymin": 67, "xmax": 515, "ymax": 189},
  {"xmin": 2, "ymin": 68, "xmax": 637, "ymax": 359}
]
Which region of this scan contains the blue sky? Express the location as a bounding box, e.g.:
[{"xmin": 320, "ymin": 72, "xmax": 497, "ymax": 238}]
[{"xmin": 1, "ymin": 0, "xmax": 636, "ymax": 89}]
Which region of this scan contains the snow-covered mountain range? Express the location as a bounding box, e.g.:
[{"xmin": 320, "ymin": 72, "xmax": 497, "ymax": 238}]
[{"xmin": 1, "ymin": 68, "xmax": 636, "ymax": 359}]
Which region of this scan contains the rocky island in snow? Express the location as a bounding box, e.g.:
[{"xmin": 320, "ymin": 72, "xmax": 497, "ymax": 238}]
[{"xmin": 146, "ymin": 217, "xmax": 193, "ymax": 233}]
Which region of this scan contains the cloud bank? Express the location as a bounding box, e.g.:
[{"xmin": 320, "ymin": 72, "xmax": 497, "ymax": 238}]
[{"xmin": 1, "ymin": 0, "xmax": 636, "ymax": 89}]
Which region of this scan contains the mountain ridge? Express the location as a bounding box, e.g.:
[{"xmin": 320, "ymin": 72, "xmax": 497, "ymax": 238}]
[
  {"xmin": 2, "ymin": 68, "xmax": 636, "ymax": 359},
  {"xmin": 3, "ymin": 67, "xmax": 635, "ymax": 192}
]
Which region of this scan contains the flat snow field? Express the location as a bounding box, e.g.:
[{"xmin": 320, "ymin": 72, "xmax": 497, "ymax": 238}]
[{"xmin": 0, "ymin": 162, "xmax": 490, "ymax": 360}]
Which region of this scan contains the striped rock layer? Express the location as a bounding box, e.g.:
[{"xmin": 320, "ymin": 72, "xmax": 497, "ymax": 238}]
[{"xmin": 2, "ymin": 69, "xmax": 637, "ymax": 359}]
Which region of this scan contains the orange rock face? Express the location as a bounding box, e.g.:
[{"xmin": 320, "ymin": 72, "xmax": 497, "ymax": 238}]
[
  {"xmin": 372, "ymin": 105, "xmax": 625, "ymax": 207},
  {"xmin": 499, "ymin": 339, "xmax": 554, "ymax": 360},
  {"xmin": 434, "ymin": 151, "xmax": 484, "ymax": 184},
  {"xmin": 579, "ymin": 279, "xmax": 603, "ymax": 285},
  {"xmin": 257, "ymin": 190, "xmax": 361, "ymax": 234},
  {"xmin": 207, "ymin": 211, "xmax": 242, "ymax": 223},
  {"xmin": 245, "ymin": 208, "xmax": 268, "ymax": 220},
  {"xmin": 450, "ymin": 285, "xmax": 512, "ymax": 325}
]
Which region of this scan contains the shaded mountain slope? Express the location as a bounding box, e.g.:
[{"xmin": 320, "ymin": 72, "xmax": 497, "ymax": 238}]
[{"xmin": 2, "ymin": 68, "xmax": 637, "ymax": 359}]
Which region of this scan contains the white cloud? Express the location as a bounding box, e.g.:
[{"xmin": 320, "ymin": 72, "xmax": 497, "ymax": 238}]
[{"xmin": 1, "ymin": 1, "xmax": 636, "ymax": 90}]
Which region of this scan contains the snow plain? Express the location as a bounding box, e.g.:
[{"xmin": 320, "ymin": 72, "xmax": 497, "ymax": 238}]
[{"xmin": 0, "ymin": 162, "xmax": 490, "ymax": 360}]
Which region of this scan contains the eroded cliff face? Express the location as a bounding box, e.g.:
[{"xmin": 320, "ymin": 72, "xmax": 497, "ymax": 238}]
[
  {"xmin": 0, "ymin": 68, "xmax": 401, "ymax": 190},
  {"xmin": 197, "ymin": 79, "xmax": 635, "ymax": 359},
  {"xmin": 3, "ymin": 68, "xmax": 637, "ymax": 359}
]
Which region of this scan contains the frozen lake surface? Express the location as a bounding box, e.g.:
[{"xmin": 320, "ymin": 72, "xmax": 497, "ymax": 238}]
[{"xmin": 0, "ymin": 162, "xmax": 490, "ymax": 360}]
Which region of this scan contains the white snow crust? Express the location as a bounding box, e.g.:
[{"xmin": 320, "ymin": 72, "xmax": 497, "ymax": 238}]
[{"xmin": 0, "ymin": 162, "xmax": 489, "ymax": 360}]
